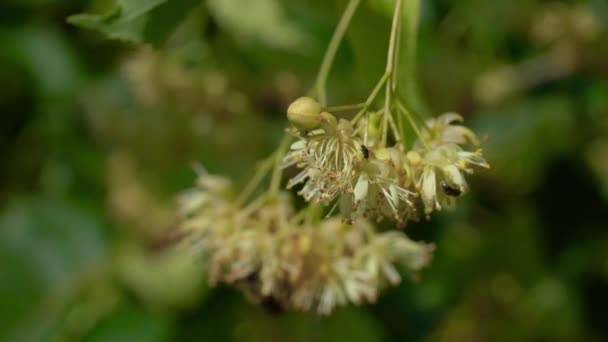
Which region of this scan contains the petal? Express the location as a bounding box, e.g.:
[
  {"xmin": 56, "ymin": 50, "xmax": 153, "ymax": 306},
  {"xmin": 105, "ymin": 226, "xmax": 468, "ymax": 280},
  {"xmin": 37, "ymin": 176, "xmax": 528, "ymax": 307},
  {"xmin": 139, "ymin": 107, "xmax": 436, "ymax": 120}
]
[
  {"xmin": 281, "ymin": 151, "xmax": 306, "ymax": 169},
  {"xmin": 290, "ymin": 140, "xmax": 307, "ymax": 150},
  {"xmin": 441, "ymin": 126, "xmax": 480, "ymax": 146},
  {"xmin": 287, "ymin": 169, "xmax": 310, "ymax": 188},
  {"xmin": 389, "ymin": 184, "xmax": 400, "ymax": 207},
  {"xmin": 438, "ymin": 112, "xmax": 464, "ymax": 125},
  {"xmin": 381, "ymin": 262, "xmax": 401, "ymax": 285},
  {"xmin": 354, "ymin": 173, "xmax": 369, "ymax": 202},
  {"xmin": 197, "ymin": 174, "xmax": 231, "ymax": 193},
  {"xmin": 443, "ymin": 164, "xmax": 467, "ymax": 190},
  {"xmin": 420, "ymin": 166, "xmax": 437, "ymax": 212},
  {"xmin": 459, "ymin": 150, "xmax": 490, "ymax": 168}
]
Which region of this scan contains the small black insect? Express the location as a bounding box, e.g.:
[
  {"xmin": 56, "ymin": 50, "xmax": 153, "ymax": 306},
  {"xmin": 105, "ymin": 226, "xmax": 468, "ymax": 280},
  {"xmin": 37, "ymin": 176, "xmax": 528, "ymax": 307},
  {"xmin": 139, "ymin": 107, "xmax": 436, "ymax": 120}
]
[
  {"xmin": 360, "ymin": 144, "xmax": 369, "ymax": 159},
  {"xmin": 441, "ymin": 182, "xmax": 462, "ymax": 197}
]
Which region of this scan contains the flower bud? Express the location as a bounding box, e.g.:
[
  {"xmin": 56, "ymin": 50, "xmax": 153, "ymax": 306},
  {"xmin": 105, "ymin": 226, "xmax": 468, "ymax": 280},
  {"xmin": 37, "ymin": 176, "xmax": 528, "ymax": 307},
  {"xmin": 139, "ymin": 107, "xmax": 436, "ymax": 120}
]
[{"xmin": 287, "ymin": 97, "xmax": 322, "ymax": 129}]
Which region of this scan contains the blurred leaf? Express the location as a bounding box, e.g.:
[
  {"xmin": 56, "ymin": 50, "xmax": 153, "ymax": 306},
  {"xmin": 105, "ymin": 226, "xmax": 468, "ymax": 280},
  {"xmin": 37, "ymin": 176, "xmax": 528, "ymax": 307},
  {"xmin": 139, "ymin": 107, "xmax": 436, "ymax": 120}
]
[
  {"xmin": 233, "ymin": 307, "xmax": 384, "ymax": 342},
  {"xmin": 346, "ymin": 5, "xmax": 388, "ymax": 88},
  {"xmin": 84, "ymin": 305, "xmax": 170, "ymax": 342},
  {"xmin": 475, "ymin": 95, "xmax": 576, "ymax": 194},
  {"xmin": 518, "ymin": 276, "xmax": 583, "ymax": 341},
  {"xmin": 207, "ymin": 0, "xmax": 313, "ymax": 50},
  {"xmin": 586, "ymin": 138, "xmax": 608, "ymax": 202},
  {"xmin": 0, "ymin": 26, "xmax": 85, "ymax": 98},
  {"xmin": 114, "ymin": 242, "xmax": 208, "ymax": 310},
  {"xmin": 367, "ymin": 0, "xmax": 394, "ymax": 16},
  {"xmin": 68, "ymin": 0, "xmax": 201, "ymax": 46},
  {"xmin": 0, "ymin": 199, "xmax": 107, "ymax": 341}
]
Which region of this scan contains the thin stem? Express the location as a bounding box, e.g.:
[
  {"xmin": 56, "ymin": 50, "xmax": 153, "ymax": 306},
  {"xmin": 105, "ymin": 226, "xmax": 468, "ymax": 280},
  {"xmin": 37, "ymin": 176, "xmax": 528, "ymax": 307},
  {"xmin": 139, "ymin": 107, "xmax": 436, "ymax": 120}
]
[
  {"xmin": 385, "ymin": 0, "xmax": 402, "ymax": 77},
  {"xmin": 382, "ymin": 0, "xmax": 403, "ymax": 147},
  {"xmin": 397, "ymin": 93, "xmax": 432, "ymax": 134},
  {"xmin": 366, "ymin": 72, "xmax": 391, "ymax": 107},
  {"xmin": 364, "ymin": 110, "xmax": 370, "ymax": 145},
  {"xmin": 324, "ymin": 103, "xmax": 365, "ymax": 112},
  {"xmin": 397, "ymin": 107, "xmax": 406, "ymax": 148},
  {"xmin": 350, "ymin": 72, "xmax": 390, "ymax": 125},
  {"xmin": 314, "ymin": 0, "xmax": 361, "ymax": 106},
  {"xmin": 401, "ymin": 0, "xmax": 427, "ymax": 116},
  {"xmin": 382, "ymin": 91, "xmax": 390, "ymax": 146},
  {"xmin": 392, "ymin": 3, "xmax": 403, "ymax": 91},
  {"xmin": 239, "ymin": 194, "xmax": 267, "ymax": 219},
  {"xmin": 269, "ymin": 134, "xmax": 292, "ymax": 199},
  {"xmin": 387, "ymin": 104, "xmax": 402, "ymax": 144},
  {"xmin": 289, "ymin": 209, "xmax": 307, "ymax": 225},
  {"xmin": 397, "ymin": 100, "xmax": 430, "ymax": 150},
  {"xmin": 409, "ymin": 106, "xmax": 432, "ymax": 134},
  {"xmin": 235, "ymin": 155, "xmax": 274, "ymax": 206},
  {"xmin": 352, "ymin": 109, "xmax": 380, "ymax": 138}
]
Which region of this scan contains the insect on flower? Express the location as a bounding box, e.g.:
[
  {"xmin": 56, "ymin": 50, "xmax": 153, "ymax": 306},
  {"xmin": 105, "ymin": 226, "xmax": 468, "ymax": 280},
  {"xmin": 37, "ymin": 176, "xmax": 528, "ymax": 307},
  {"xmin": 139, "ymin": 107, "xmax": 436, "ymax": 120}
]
[
  {"xmin": 440, "ymin": 181, "xmax": 462, "ymax": 197},
  {"xmin": 360, "ymin": 144, "xmax": 369, "ymax": 159}
]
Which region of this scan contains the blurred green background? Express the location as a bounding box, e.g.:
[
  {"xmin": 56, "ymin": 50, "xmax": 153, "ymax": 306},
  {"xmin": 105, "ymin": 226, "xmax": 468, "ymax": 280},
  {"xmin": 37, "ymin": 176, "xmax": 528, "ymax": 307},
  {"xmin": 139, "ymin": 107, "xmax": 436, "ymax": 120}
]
[{"xmin": 1, "ymin": 0, "xmax": 608, "ymax": 341}]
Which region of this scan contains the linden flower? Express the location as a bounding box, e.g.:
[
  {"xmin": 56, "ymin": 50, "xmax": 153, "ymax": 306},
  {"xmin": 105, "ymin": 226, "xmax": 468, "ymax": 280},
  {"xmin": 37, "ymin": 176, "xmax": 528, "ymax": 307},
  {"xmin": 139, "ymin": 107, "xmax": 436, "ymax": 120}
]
[
  {"xmin": 210, "ymin": 193, "xmax": 295, "ymax": 293},
  {"xmin": 421, "ymin": 112, "xmax": 481, "ymax": 148},
  {"xmin": 342, "ymin": 148, "xmax": 416, "ymax": 225},
  {"xmin": 289, "ymin": 218, "xmax": 433, "ymax": 315},
  {"xmin": 289, "ymin": 219, "xmax": 371, "ymax": 314},
  {"xmin": 283, "ymin": 115, "xmax": 362, "ymax": 204},
  {"xmin": 179, "ymin": 180, "xmax": 433, "ymax": 315},
  {"xmin": 418, "ymin": 143, "xmax": 489, "ymax": 214},
  {"xmin": 410, "ymin": 113, "xmax": 490, "ymax": 215},
  {"xmin": 178, "ymin": 173, "xmax": 235, "ymax": 251},
  {"xmin": 357, "ymin": 230, "xmax": 434, "ymax": 285}
]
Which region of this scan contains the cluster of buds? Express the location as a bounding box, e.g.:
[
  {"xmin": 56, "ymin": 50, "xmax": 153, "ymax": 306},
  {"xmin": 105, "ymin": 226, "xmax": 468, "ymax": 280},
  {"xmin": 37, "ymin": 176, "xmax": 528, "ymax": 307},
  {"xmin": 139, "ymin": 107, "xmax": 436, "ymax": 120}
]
[
  {"xmin": 283, "ymin": 97, "xmax": 489, "ymax": 226},
  {"xmin": 178, "ymin": 173, "xmax": 433, "ymax": 315}
]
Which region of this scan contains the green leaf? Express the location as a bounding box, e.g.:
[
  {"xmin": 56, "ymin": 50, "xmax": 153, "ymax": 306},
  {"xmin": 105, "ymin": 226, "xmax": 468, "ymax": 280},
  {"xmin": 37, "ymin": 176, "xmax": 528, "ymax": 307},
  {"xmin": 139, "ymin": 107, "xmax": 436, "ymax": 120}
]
[
  {"xmin": 207, "ymin": 0, "xmax": 313, "ymax": 50},
  {"xmin": 475, "ymin": 95, "xmax": 576, "ymax": 194},
  {"xmin": 114, "ymin": 242, "xmax": 208, "ymax": 311},
  {"xmin": 0, "ymin": 199, "xmax": 107, "ymax": 341},
  {"xmin": 84, "ymin": 305, "xmax": 170, "ymax": 342},
  {"xmin": 233, "ymin": 307, "xmax": 384, "ymax": 342},
  {"xmin": 67, "ymin": 0, "xmax": 202, "ymax": 46},
  {"xmin": 0, "ymin": 26, "xmax": 85, "ymax": 98}
]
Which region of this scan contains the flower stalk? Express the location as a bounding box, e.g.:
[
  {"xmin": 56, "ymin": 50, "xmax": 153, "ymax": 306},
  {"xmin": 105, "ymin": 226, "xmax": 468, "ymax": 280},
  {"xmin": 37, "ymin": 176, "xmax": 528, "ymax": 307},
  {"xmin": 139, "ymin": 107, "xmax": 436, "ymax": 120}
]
[
  {"xmin": 382, "ymin": 0, "xmax": 403, "ymax": 147},
  {"xmin": 269, "ymin": 134, "xmax": 292, "ymax": 200},
  {"xmin": 314, "ymin": 0, "xmax": 361, "ymax": 106}
]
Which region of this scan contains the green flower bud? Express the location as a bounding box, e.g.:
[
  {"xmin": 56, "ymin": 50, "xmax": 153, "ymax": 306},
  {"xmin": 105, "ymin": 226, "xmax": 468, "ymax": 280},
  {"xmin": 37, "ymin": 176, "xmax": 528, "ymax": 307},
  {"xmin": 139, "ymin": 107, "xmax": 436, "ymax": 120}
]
[{"xmin": 287, "ymin": 97, "xmax": 322, "ymax": 129}]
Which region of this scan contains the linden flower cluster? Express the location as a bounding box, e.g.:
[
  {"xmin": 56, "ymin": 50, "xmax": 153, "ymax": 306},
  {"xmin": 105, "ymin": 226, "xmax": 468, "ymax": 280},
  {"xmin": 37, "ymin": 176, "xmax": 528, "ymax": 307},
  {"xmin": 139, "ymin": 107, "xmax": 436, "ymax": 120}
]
[
  {"xmin": 178, "ymin": 173, "xmax": 433, "ymax": 315},
  {"xmin": 283, "ymin": 97, "xmax": 489, "ymax": 225},
  {"xmin": 176, "ymin": 0, "xmax": 489, "ymax": 316}
]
